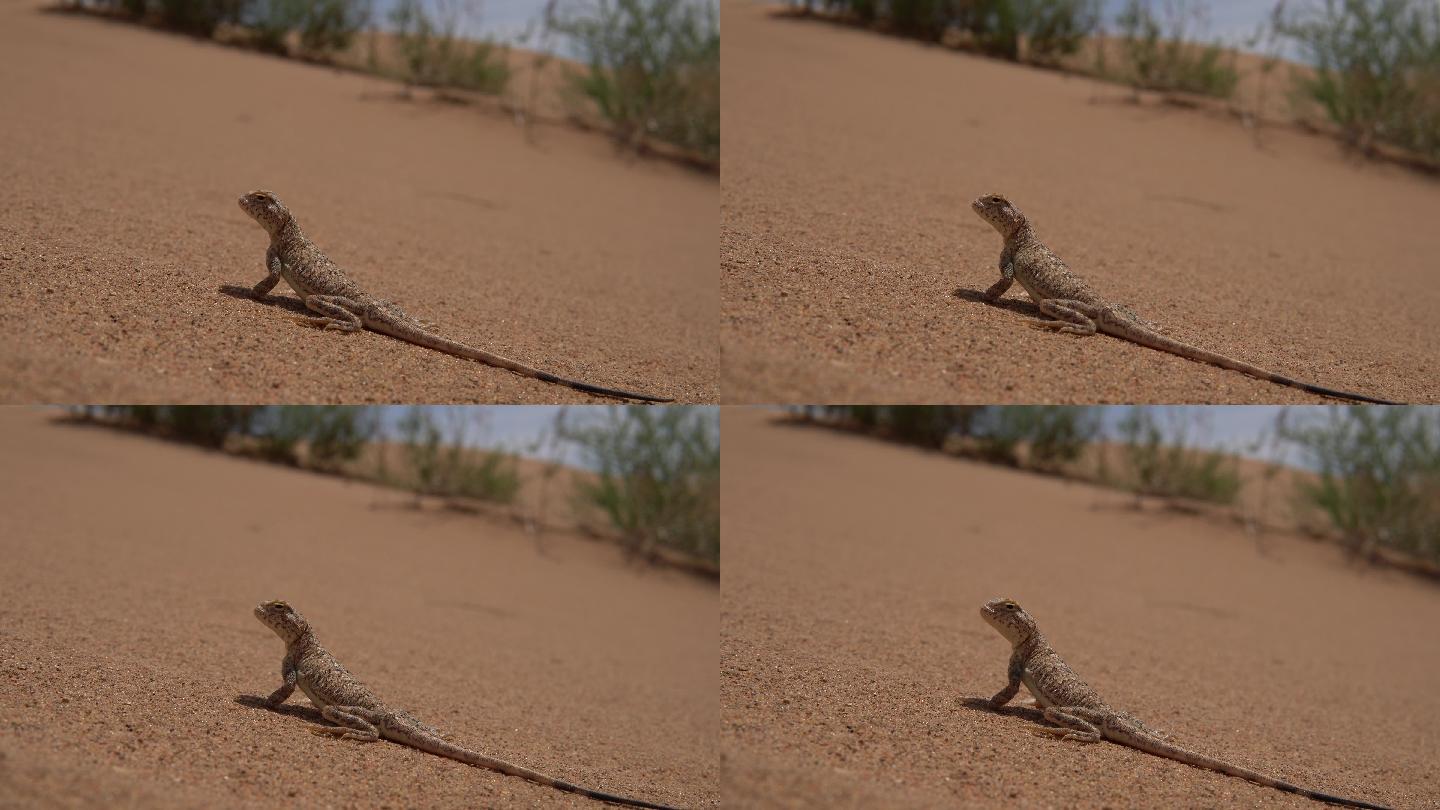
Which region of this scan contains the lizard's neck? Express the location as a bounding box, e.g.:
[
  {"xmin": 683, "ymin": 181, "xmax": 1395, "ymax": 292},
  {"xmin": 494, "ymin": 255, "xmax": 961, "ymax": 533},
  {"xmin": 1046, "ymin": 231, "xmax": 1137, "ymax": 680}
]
[
  {"xmin": 1014, "ymin": 632, "xmax": 1047, "ymax": 658},
  {"xmin": 285, "ymin": 627, "xmax": 317, "ymax": 655},
  {"xmin": 270, "ymin": 218, "xmax": 303, "ymax": 249},
  {"xmin": 1004, "ymin": 221, "xmax": 1036, "ymax": 247}
]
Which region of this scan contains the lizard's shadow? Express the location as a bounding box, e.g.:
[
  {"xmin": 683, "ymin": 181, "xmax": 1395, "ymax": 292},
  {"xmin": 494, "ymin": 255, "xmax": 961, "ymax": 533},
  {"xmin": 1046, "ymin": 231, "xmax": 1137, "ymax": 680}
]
[
  {"xmin": 218, "ymin": 284, "xmax": 311, "ymax": 316},
  {"xmin": 234, "ymin": 693, "xmax": 326, "ymax": 724},
  {"xmin": 957, "ymin": 695, "xmax": 1048, "ymax": 724},
  {"xmin": 952, "ymin": 287, "xmax": 1043, "ymax": 319}
]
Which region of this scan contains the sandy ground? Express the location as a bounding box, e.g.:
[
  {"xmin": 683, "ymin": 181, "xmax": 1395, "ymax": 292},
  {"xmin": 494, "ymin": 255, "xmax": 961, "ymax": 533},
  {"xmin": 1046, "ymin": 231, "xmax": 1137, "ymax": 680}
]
[
  {"xmin": 720, "ymin": 408, "xmax": 1438, "ymax": 808},
  {"xmin": 0, "ymin": 3, "xmax": 716, "ymax": 404},
  {"xmin": 0, "ymin": 407, "xmax": 717, "ymax": 808},
  {"xmin": 720, "ymin": 1, "xmax": 1440, "ymax": 404}
]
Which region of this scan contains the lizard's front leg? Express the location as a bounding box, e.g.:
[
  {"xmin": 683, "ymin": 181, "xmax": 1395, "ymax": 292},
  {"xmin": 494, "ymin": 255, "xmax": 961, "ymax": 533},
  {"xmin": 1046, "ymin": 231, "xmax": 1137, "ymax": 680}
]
[
  {"xmin": 1030, "ymin": 299, "xmax": 1102, "ymax": 336},
  {"xmin": 295, "ymin": 295, "xmax": 363, "ymax": 332},
  {"xmin": 988, "ymin": 656, "xmax": 1026, "ymax": 708},
  {"xmin": 252, "ymin": 249, "xmax": 283, "ymax": 298},
  {"xmin": 983, "ymin": 258, "xmax": 1015, "ymax": 301},
  {"xmin": 265, "ymin": 656, "xmax": 298, "ymax": 707},
  {"xmin": 312, "ymin": 705, "xmax": 387, "ymax": 742},
  {"xmin": 1032, "ymin": 706, "xmax": 1106, "ymax": 742}
]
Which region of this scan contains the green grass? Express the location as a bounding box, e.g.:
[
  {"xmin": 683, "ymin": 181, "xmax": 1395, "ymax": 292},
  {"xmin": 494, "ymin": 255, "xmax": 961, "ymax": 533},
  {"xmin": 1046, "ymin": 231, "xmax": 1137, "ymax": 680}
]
[
  {"xmin": 1276, "ymin": 406, "xmax": 1440, "ymax": 563},
  {"xmin": 545, "ymin": 0, "xmax": 719, "ymax": 165},
  {"xmin": 1275, "ymin": 0, "xmax": 1440, "ymax": 163},
  {"xmin": 1102, "ymin": 0, "xmax": 1238, "ymax": 98},
  {"xmin": 556, "ymin": 405, "xmax": 719, "ymax": 564},
  {"xmin": 1111, "ymin": 407, "xmax": 1241, "ymax": 504}
]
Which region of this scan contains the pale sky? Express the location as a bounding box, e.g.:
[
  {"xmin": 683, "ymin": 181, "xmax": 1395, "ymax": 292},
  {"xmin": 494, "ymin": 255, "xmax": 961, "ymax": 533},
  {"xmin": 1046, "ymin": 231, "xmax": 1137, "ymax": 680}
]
[
  {"xmin": 1099, "ymin": 0, "xmax": 1285, "ymax": 49},
  {"xmin": 372, "ymin": 405, "xmax": 721, "ymax": 467}
]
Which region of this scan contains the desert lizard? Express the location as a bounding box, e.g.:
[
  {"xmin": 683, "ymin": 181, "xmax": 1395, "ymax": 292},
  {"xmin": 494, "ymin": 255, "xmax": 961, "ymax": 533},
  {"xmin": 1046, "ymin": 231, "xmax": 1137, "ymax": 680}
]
[
  {"xmin": 238, "ymin": 190, "xmax": 672, "ymax": 403},
  {"xmin": 979, "ymin": 597, "xmax": 1390, "ymax": 810},
  {"xmin": 252, "ymin": 599, "xmax": 680, "ymax": 809},
  {"xmin": 970, "ymin": 194, "xmax": 1399, "ymax": 404}
]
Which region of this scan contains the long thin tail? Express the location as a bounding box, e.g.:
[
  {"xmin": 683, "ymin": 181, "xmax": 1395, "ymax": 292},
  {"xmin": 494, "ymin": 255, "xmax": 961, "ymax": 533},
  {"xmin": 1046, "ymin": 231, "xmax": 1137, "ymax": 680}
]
[
  {"xmin": 1109, "ymin": 724, "xmax": 1390, "ymax": 810},
  {"xmin": 368, "ymin": 318, "xmax": 674, "ymax": 403},
  {"xmin": 397, "ymin": 728, "xmax": 681, "ymax": 809},
  {"xmin": 1101, "ymin": 317, "xmax": 1399, "ymax": 405}
]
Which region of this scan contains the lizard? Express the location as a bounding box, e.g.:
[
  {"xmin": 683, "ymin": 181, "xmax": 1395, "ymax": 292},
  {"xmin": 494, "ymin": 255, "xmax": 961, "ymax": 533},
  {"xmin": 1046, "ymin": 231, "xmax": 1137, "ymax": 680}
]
[
  {"xmin": 969, "ymin": 193, "xmax": 1400, "ymax": 405},
  {"xmin": 236, "ymin": 190, "xmax": 673, "ymax": 403},
  {"xmin": 251, "ymin": 599, "xmax": 681, "ymax": 810},
  {"xmin": 978, "ymin": 597, "xmax": 1391, "ymax": 810}
]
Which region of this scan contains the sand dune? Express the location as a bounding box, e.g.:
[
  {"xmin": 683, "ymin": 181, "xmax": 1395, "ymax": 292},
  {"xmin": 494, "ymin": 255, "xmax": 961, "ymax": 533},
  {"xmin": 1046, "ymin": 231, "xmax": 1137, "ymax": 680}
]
[
  {"xmin": 0, "ymin": 408, "xmax": 717, "ymax": 808},
  {"xmin": 720, "ymin": 408, "xmax": 1435, "ymax": 808},
  {"xmin": 0, "ymin": 3, "xmax": 716, "ymax": 404},
  {"xmin": 720, "ymin": 1, "xmax": 1440, "ymax": 404}
]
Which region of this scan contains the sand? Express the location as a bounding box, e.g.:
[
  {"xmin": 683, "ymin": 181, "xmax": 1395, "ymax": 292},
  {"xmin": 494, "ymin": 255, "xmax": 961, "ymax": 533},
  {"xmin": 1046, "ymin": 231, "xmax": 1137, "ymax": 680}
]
[
  {"xmin": 0, "ymin": 407, "xmax": 717, "ymax": 808},
  {"xmin": 720, "ymin": 1, "xmax": 1440, "ymax": 404},
  {"xmin": 0, "ymin": 3, "xmax": 716, "ymax": 404},
  {"xmin": 720, "ymin": 408, "xmax": 1438, "ymax": 808}
]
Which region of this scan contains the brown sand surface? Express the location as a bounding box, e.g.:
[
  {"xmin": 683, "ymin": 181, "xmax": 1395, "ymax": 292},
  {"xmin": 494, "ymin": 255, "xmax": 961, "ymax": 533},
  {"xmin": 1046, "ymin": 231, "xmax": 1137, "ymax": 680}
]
[
  {"xmin": 720, "ymin": 408, "xmax": 1438, "ymax": 808},
  {"xmin": 720, "ymin": 1, "xmax": 1440, "ymax": 404},
  {"xmin": 0, "ymin": 407, "xmax": 717, "ymax": 808},
  {"xmin": 0, "ymin": 3, "xmax": 716, "ymax": 404}
]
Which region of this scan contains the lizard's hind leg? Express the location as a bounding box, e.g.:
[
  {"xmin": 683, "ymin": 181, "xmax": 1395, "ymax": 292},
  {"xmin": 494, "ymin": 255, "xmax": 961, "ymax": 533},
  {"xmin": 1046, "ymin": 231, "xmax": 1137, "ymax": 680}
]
[
  {"xmin": 295, "ymin": 295, "xmax": 364, "ymax": 332},
  {"xmin": 1029, "ymin": 299, "xmax": 1101, "ymax": 336},
  {"xmin": 1032, "ymin": 706, "xmax": 1106, "ymax": 742},
  {"xmin": 312, "ymin": 705, "xmax": 387, "ymax": 742}
]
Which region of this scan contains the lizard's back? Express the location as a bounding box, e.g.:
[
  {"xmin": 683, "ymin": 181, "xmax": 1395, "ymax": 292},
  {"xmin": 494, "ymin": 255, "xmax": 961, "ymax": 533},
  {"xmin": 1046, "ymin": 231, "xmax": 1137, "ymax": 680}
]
[
  {"xmin": 275, "ymin": 232, "xmax": 368, "ymax": 302},
  {"xmin": 294, "ymin": 644, "xmax": 387, "ymax": 712},
  {"xmin": 1011, "ymin": 239, "xmax": 1104, "ymax": 305},
  {"xmin": 1023, "ymin": 644, "xmax": 1110, "ymax": 711}
]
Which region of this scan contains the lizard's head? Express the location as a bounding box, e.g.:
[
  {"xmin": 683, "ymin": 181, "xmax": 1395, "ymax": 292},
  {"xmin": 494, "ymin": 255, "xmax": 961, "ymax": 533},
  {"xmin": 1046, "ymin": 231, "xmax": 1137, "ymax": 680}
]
[
  {"xmin": 980, "ymin": 597, "xmax": 1039, "ymax": 644},
  {"xmin": 971, "ymin": 193, "xmax": 1026, "ymax": 238},
  {"xmin": 254, "ymin": 599, "xmax": 310, "ymax": 643},
  {"xmin": 239, "ymin": 190, "xmax": 292, "ymax": 235}
]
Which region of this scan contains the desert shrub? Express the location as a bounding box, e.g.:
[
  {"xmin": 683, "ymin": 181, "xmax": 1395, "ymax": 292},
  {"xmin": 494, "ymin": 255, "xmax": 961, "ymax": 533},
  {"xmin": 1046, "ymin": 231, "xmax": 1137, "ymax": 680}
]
[
  {"xmin": 1276, "ymin": 0, "xmax": 1440, "ymax": 161},
  {"xmin": 395, "ymin": 407, "xmax": 518, "ymax": 504},
  {"xmin": 1020, "ymin": 0, "xmax": 1100, "ymax": 64},
  {"xmin": 957, "ymin": 0, "xmax": 1020, "ymax": 59},
  {"xmin": 390, "ymin": 0, "xmax": 511, "ymax": 94},
  {"xmin": 888, "ymin": 0, "xmax": 957, "ymax": 42},
  {"xmin": 251, "ymin": 406, "xmax": 373, "ymax": 470},
  {"xmin": 248, "ymin": 0, "xmax": 304, "ymax": 53},
  {"xmin": 166, "ymin": 406, "xmax": 256, "ymax": 447},
  {"xmin": 1111, "ymin": 0, "xmax": 1238, "ymax": 98},
  {"xmin": 816, "ymin": 0, "xmax": 1094, "ymax": 61},
  {"xmin": 298, "ymin": 0, "xmax": 368, "ymax": 55},
  {"xmin": 882, "ymin": 406, "xmax": 975, "ymax": 448},
  {"xmin": 546, "ymin": 0, "xmax": 719, "ymax": 164},
  {"xmin": 971, "ymin": 406, "xmax": 1097, "ymax": 469},
  {"xmin": 397, "ymin": 406, "xmax": 451, "ymax": 498},
  {"xmin": 155, "ymin": 0, "xmax": 247, "ymax": 36},
  {"xmin": 1115, "ymin": 407, "xmax": 1240, "ymax": 504},
  {"xmin": 1276, "ymin": 407, "xmax": 1440, "ymax": 562},
  {"xmin": 450, "ymin": 449, "xmax": 522, "ymax": 504},
  {"xmin": 558, "ymin": 406, "xmax": 719, "ymax": 563}
]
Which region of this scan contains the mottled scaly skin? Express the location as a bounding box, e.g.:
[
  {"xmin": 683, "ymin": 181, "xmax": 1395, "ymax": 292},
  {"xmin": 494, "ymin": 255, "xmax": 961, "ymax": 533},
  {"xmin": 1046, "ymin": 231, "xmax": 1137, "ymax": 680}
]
[
  {"xmin": 970, "ymin": 194, "xmax": 1399, "ymax": 405},
  {"xmin": 979, "ymin": 598, "xmax": 1390, "ymax": 810},
  {"xmin": 237, "ymin": 190, "xmax": 672, "ymax": 403},
  {"xmin": 253, "ymin": 600, "xmax": 679, "ymax": 810}
]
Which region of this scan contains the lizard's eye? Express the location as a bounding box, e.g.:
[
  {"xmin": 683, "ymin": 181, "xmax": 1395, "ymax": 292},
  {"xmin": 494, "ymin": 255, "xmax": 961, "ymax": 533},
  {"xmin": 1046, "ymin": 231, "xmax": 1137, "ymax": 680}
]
[{"xmin": 1004, "ymin": 602, "xmax": 1017, "ymax": 610}]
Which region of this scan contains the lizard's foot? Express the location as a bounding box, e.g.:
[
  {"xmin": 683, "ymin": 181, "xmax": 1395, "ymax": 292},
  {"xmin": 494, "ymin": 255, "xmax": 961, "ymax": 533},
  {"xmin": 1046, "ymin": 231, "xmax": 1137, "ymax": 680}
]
[
  {"xmin": 291, "ymin": 315, "xmax": 361, "ymax": 332},
  {"xmin": 1030, "ymin": 724, "xmax": 1101, "ymax": 743},
  {"xmin": 301, "ymin": 294, "xmax": 364, "ymax": 332},
  {"xmin": 310, "ymin": 725, "xmax": 379, "ymax": 742},
  {"xmin": 1025, "ymin": 318, "xmax": 1095, "ymax": 336}
]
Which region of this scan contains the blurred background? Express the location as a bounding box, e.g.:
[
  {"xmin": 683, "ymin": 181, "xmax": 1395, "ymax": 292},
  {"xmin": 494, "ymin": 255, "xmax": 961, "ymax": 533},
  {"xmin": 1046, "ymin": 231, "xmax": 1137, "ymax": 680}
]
[
  {"xmin": 54, "ymin": 0, "xmax": 720, "ymax": 167},
  {"xmin": 782, "ymin": 404, "xmax": 1440, "ymax": 573},
  {"xmin": 62, "ymin": 404, "xmax": 720, "ymax": 573}
]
